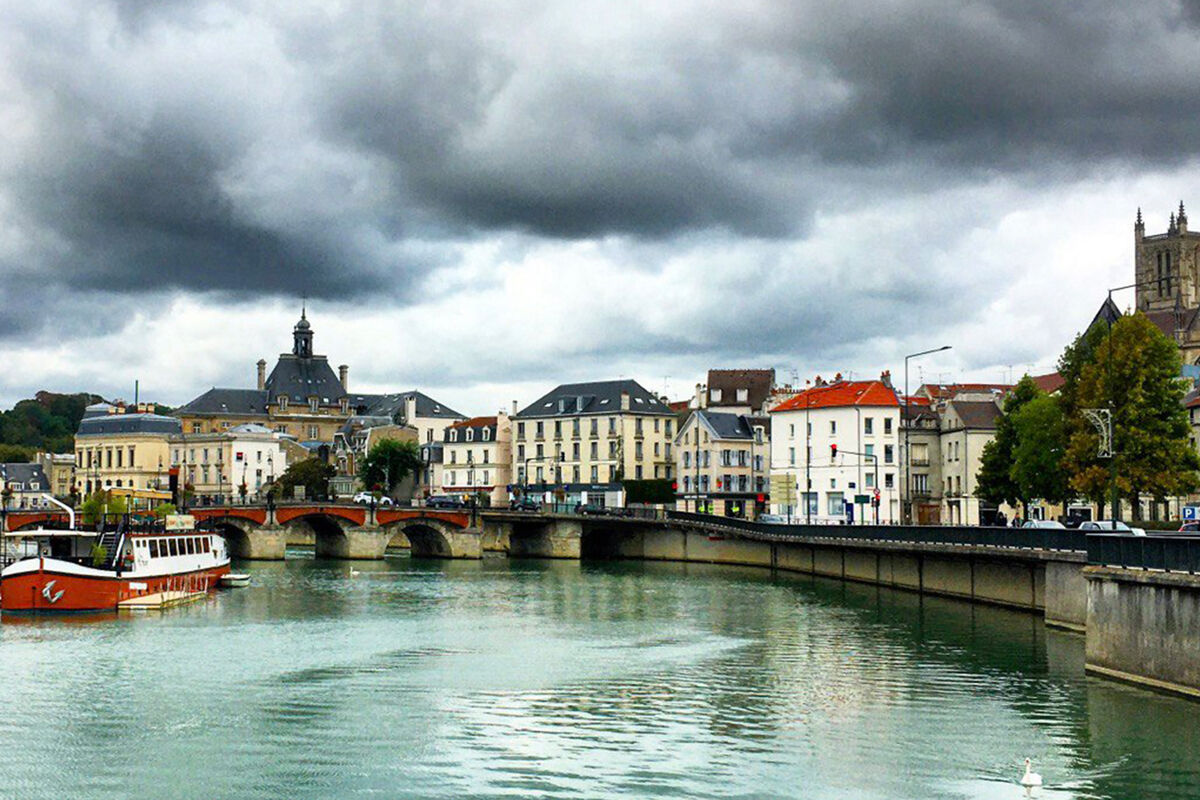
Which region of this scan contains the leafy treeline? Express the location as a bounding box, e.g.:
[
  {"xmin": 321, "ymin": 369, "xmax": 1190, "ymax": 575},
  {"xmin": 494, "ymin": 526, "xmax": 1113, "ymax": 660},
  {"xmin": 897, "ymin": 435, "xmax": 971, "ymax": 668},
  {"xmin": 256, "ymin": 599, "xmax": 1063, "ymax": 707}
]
[
  {"xmin": 978, "ymin": 313, "xmax": 1199, "ymax": 520},
  {"xmin": 0, "ymin": 391, "xmax": 104, "ymax": 457}
]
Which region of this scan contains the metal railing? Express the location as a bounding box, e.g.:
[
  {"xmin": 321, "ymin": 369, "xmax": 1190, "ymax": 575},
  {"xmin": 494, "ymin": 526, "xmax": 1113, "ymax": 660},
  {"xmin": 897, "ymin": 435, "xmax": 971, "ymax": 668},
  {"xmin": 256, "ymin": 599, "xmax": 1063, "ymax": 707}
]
[
  {"xmin": 1087, "ymin": 533, "xmax": 1200, "ymax": 574},
  {"xmin": 664, "ymin": 511, "xmax": 1087, "ymax": 553}
]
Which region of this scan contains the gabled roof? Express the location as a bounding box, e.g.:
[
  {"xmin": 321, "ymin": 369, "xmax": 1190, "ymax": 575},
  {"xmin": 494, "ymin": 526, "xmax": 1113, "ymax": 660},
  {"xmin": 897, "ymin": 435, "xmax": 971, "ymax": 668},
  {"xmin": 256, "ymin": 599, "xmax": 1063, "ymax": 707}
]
[
  {"xmin": 449, "ymin": 415, "xmax": 498, "ymax": 430},
  {"xmin": 176, "ymin": 388, "xmax": 269, "ymax": 416},
  {"xmin": 706, "ymin": 369, "xmax": 775, "ymax": 410},
  {"xmin": 771, "ymin": 380, "xmax": 899, "ymax": 412},
  {"xmin": 0, "ymin": 462, "xmax": 49, "ymax": 489},
  {"xmin": 947, "ymin": 400, "xmax": 1001, "ymax": 430},
  {"xmin": 920, "ymin": 382, "xmax": 1011, "ymax": 401},
  {"xmin": 515, "ymin": 379, "xmax": 671, "ymax": 418}
]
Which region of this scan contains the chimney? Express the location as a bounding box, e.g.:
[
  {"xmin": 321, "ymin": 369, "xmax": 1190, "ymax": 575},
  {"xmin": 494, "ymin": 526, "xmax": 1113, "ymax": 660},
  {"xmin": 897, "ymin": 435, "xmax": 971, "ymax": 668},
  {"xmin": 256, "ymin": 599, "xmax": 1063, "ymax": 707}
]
[
  {"xmin": 339, "ymin": 364, "xmax": 349, "ymax": 390},
  {"xmin": 695, "ymin": 382, "xmax": 704, "ymax": 409},
  {"xmin": 880, "ymin": 370, "xmax": 892, "ymax": 388},
  {"xmin": 512, "ymin": 399, "xmax": 518, "ymax": 416},
  {"xmin": 620, "ymin": 391, "xmax": 631, "ymax": 411},
  {"xmin": 257, "ymin": 359, "xmax": 267, "ymax": 390}
]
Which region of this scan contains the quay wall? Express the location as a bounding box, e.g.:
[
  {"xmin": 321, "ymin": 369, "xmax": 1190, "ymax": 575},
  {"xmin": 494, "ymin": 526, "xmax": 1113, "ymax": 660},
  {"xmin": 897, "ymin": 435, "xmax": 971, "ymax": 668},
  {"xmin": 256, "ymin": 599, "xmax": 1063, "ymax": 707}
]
[{"xmin": 1085, "ymin": 567, "xmax": 1200, "ymax": 700}]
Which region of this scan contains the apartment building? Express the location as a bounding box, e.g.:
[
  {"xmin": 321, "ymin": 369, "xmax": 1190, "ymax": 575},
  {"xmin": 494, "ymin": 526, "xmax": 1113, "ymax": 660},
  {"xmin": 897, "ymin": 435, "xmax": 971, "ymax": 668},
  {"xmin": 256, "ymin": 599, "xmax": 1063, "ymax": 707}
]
[
  {"xmin": 675, "ymin": 410, "xmax": 769, "ymax": 518},
  {"xmin": 512, "ymin": 380, "xmax": 675, "ymax": 507},
  {"xmin": 0, "ymin": 463, "xmax": 52, "ymax": 509},
  {"xmin": 769, "ymin": 377, "xmax": 902, "ymax": 524},
  {"xmin": 440, "ymin": 414, "xmax": 513, "ymax": 507},
  {"xmin": 74, "ymin": 404, "xmax": 179, "ymax": 509},
  {"xmin": 170, "ymin": 423, "xmax": 288, "ymax": 504}
]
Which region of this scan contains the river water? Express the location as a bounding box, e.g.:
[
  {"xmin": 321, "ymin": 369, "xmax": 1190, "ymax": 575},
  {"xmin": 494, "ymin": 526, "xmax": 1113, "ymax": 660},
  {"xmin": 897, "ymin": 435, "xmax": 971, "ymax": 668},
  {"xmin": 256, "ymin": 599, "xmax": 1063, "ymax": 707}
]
[{"xmin": 0, "ymin": 556, "xmax": 1196, "ymax": 799}]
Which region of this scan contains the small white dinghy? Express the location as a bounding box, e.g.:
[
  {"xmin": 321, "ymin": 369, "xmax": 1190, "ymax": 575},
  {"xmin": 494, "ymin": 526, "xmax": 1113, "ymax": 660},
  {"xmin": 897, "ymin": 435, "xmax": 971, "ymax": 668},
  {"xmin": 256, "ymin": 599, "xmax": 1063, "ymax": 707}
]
[{"xmin": 219, "ymin": 573, "xmax": 251, "ymax": 588}]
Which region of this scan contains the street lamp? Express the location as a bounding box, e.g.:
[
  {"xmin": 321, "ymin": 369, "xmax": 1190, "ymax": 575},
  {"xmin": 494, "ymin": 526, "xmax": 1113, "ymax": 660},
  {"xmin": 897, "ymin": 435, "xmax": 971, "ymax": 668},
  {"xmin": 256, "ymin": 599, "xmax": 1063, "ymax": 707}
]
[{"xmin": 904, "ymin": 345, "xmax": 952, "ymax": 524}]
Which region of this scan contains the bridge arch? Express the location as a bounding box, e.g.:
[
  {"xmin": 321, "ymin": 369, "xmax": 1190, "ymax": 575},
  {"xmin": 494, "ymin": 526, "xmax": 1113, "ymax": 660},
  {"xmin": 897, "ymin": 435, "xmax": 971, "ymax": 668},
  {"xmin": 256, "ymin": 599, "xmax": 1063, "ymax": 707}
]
[
  {"xmin": 382, "ymin": 516, "xmax": 477, "ymax": 559},
  {"xmin": 200, "ymin": 516, "xmax": 260, "ymax": 558},
  {"xmin": 282, "ymin": 513, "xmax": 357, "ymax": 559}
]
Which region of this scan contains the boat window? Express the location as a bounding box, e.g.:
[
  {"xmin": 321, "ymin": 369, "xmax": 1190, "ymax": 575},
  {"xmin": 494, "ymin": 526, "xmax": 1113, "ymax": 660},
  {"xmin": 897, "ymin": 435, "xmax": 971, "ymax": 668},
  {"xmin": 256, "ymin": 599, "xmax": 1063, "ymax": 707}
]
[
  {"xmin": 186, "ymin": 538, "xmax": 195, "ymax": 555},
  {"xmin": 203, "ymin": 536, "xmax": 211, "ymax": 552},
  {"xmin": 169, "ymin": 538, "xmax": 178, "ymax": 557},
  {"xmin": 149, "ymin": 540, "xmax": 159, "ymax": 558}
]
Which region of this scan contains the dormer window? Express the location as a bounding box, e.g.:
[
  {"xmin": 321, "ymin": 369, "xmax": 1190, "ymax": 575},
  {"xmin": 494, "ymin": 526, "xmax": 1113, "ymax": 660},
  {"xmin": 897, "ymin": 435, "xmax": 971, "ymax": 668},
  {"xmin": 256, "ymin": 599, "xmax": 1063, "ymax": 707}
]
[
  {"xmin": 483, "ymin": 428, "xmax": 491, "ymax": 441},
  {"xmin": 339, "ymin": 398, "xmax": 349, "ymax": 413},
  {"xmin": 450, "ymin": 429, "xmax": 458, "ymax": 442},
  {"xmin": 710, "ymin": 389, "xmax": 722, "ymax": 402},
  {"xmin": 278, "ymin": 395, "xmax": 288, "ymax": 410},
  {"xmin": 466, "ymin": 429, "xmax": 474, "ymax": 442},
  {"xmin": 737, "ymin": 389, "xmax": 748, "ymax": 402},
  {"xmin": 309, "ymin": 397, "xmax": 319, "ymax": 413}
]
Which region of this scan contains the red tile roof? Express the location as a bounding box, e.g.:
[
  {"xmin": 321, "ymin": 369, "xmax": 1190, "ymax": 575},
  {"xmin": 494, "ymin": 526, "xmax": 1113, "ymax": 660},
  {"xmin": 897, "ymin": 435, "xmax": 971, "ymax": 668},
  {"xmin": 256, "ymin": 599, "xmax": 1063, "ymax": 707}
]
[
  {"xmin": 771, "ymin": 380, "xmax": 899, "ymax": 412},
  {"xmin": 1031, "ymin": 372, "xmax": 1065, "ymax": 394},
  {"xmin": 920, "ymin": 382, "xmax": 1012, "ymax": 400},
  {"xmin": 449, "ymin": 416, "xmax": 497, "ymax": 429}
]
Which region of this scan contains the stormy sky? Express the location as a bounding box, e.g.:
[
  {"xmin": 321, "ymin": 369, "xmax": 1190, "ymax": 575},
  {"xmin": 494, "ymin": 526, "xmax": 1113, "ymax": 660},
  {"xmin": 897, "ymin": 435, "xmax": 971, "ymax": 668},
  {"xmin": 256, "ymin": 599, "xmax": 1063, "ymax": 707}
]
[{"xmin": 1, "ymin": 1, "xmax": 1197, "ymax": 414}]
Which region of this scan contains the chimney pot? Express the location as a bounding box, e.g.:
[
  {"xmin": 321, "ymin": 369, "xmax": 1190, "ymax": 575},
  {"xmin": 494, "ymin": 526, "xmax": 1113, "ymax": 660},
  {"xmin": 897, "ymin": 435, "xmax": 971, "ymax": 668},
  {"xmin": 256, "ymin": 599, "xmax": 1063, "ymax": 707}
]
[
  {"xmin": 257, "ymin": 359, "xmax": 267, "ymax": 391},
  {"xmin": 338, "ymin": 364, "xmax": 349, "ymax": 391}
]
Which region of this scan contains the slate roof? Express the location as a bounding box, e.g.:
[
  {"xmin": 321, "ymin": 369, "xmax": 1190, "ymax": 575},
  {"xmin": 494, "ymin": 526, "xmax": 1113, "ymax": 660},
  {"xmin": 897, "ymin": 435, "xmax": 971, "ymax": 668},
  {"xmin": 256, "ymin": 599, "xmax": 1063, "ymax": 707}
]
[
  {"xmin": 695, "ymin": 410, "xmax": 769, "ymax": 440},
  {"xmin": 76, "ymin": 413, "xmax": 182, "ymax": 436},
  {"xmin": 772, "ymin": 380, "xmax": 899, "ymax": 412},
  {"xmin": 947, "ymin": 400, "xmax": 1001, "ymax": 430},
  {"xmin": 351, "ymin": 391, "xmax": 465, "ymax": 421},
  {"xmin": 176, "ymin": 388, "xmax": 270, "ymax": 416},
  {"xmin": 0, "ymin": 462, "xmax": 49, "ymax": 491},
  {"xmin": 264, "ymin": 355, "xmax": 345, "ymax": 404},
  {"xmin": 515, "ymin": 379, "xmax": 672, "ymax": 418},
  {"xmin": 706, "ymin": 369, "xmax": 775, "ymax": 410}
]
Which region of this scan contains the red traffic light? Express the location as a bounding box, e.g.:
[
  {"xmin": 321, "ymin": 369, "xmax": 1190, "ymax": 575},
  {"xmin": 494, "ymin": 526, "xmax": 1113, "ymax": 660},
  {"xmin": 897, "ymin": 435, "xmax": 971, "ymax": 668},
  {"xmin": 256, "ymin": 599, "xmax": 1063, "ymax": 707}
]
[
  {"xmin": 672, "ymin": 481, "xmax": 678, "ymax": 491},
  {"xmin": 830, "ymin": 444, "xmax": 838, "ymax": 457}
]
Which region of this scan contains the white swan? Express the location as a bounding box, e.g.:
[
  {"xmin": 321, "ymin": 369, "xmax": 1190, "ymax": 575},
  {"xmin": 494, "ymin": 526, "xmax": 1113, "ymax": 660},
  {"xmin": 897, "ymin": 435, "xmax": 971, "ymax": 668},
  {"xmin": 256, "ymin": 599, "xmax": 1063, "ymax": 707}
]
[
  {"xmin": 1020, "ymin": 758, "xmax": 1042, "ymax": 788},
  {"xmin": 350, "ymin": 568, "xmax": 360, "ymax": 577}
]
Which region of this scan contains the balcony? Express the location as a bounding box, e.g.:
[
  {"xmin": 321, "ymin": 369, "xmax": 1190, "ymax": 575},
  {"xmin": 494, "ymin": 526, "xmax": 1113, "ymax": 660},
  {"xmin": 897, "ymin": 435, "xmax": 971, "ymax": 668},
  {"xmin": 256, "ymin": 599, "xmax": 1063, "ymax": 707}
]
[{"xmin": 910, "ymin": 457, "xmax": 930, "ymax": 467}]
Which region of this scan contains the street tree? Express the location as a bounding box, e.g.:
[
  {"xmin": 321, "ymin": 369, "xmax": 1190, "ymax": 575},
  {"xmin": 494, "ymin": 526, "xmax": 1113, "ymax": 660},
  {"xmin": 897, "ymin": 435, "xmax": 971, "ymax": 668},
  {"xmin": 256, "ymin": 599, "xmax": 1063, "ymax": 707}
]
[
  {"xmin": 276, "ymin": 458, "xmax": 335, "ymax": 501},
  {"xmin": 81, "ymin": 490, "xmax": 128, "ymax": 525},
  {"xmin": 1010, "ymin": 394, "xmax": 1070, "ymax": 509},
  {"xmin": 975, "ymin": 375, "xmax": 1042, "ymax": 516},
  {"xmin": 358, "ymin": 439, "xmax": 421, "ymax": 495},
  {"xmin": 1064, "ymin": 313, "xmax": 1200, "ymax": 518}
]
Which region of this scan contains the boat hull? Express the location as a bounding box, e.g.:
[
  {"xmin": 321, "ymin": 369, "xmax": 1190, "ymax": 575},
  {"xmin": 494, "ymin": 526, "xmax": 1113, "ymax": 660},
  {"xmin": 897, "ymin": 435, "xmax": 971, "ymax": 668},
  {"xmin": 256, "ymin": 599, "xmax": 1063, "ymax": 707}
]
[{"xmin": 1, "ymin": 561, "xmax": 231, "ymax": 613}]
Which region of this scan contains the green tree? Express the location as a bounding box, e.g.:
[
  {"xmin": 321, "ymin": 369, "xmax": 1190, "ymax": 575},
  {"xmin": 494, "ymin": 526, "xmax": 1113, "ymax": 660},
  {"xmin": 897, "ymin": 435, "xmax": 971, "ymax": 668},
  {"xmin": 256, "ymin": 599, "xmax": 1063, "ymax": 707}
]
[
  {"xmin": 1057, "ymin": 321, "xmax": 1112, "ymax": 514},
  {"xmin": 357, "ymin": 439, "xmax": 421, "ymax": 494},
  {"xmin": 81, "ymin": 490, "xmax": 128, "ymax": 525},
  {"xmin": 277, "ymin": 458, "xmax": 335, "ymax": 500},
  {"xmin": 975, "ymin": 375, "xmax": 1042, "ymax": 514},
  {"xmin": 1010, "ymin": 394, "xmax": 1070, "ymax": 508},
  {"xmin": 0, "ymin": 444, "xmax": 34, "ymax": 462},
  {"xmin": 1064, "ymin": 313, "xmax": 1200, "ymax": 519}
]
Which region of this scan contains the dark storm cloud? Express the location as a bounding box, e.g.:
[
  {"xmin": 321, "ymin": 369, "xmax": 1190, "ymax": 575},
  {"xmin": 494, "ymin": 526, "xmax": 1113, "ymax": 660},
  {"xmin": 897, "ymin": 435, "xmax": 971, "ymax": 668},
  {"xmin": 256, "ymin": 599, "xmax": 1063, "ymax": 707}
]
[{"xmin": 0, "ymin": 0, "xmax": 1192, "ymax": 363}]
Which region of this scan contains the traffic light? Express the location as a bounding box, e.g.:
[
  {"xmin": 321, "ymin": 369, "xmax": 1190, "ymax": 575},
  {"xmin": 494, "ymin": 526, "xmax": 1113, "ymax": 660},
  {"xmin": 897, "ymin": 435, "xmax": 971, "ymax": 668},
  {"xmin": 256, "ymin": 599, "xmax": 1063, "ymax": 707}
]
[
  {"xmin": 830, "ymin": 444, "xmax": 838, "ymax": 458},
  {"xmin": 672, "ymin": 481, "xmax": 678, "ymax": 491}
]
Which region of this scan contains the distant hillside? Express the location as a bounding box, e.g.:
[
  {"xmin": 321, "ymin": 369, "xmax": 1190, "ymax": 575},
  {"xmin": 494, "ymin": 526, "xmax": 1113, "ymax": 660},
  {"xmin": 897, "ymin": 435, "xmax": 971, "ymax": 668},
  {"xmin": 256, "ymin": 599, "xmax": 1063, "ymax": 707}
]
[{"xmin": 0, "ymin": 391, "xmax": 105, "ymax": 456}]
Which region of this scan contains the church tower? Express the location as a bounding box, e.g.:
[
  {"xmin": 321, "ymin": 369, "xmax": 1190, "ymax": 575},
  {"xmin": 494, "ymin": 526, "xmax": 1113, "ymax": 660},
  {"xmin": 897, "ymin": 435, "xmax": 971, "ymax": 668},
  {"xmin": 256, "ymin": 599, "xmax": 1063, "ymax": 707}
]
[
  {"xmin": 1135, "ymin": 202, "xmax": 1200, "ymax": 314},
  {"xmin": 293, "ymin": 307, "xmax": 314, "ymax": 358}
]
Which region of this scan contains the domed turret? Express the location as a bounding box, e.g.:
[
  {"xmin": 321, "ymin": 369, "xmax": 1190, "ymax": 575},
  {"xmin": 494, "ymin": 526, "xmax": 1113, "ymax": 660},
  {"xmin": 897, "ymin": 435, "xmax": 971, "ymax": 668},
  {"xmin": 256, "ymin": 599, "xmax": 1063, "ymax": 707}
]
[{"xmin": 293, "ymin": 306, "xmax": 314, "ymax": 357}]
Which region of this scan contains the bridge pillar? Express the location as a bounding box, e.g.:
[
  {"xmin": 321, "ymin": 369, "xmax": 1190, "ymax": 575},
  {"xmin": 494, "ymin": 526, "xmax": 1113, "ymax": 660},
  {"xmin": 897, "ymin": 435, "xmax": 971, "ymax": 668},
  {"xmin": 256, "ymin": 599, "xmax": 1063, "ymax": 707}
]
[
  {"xmin": 480, "ymin": 520, "xmax": 512, "ymax": 553},
  {"xmin": 317, "ymin": 526, "xmax": 391, "ymax": 560},
  {"xmin": 509, "ymin": 518, "xmax": 581, "ymax": 559},
  {"xmin": 242, "ymin": 526, "xmax": 288, "ymax": 560}
]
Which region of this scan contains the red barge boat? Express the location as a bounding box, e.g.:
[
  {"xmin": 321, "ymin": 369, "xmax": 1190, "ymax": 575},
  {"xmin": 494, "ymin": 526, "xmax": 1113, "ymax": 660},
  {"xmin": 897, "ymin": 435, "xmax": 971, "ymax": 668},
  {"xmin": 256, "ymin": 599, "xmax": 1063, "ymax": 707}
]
[{"xmin": 1, "ymin": 516, "xmax": 230, "ymax": 613}]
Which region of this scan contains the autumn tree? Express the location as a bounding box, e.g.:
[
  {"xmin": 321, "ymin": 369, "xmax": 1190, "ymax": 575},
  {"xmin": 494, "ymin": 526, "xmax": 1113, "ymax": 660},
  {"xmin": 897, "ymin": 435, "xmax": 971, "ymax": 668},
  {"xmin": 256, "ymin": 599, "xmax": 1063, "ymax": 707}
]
[{"xmin": 1063, "ymin": 313, "xmax": 1199, "ymax": 519}]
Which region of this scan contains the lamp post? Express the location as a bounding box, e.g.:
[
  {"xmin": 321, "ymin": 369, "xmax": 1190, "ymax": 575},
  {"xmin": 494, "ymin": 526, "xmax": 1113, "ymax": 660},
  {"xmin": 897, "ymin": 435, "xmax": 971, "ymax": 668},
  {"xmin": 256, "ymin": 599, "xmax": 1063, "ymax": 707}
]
[
  {"xmin": 216, "ymin": 457, "xmax": 225, "ymax": 505},
  {"xmin": 904, "ymin": 345, "xmax": 952, "ymax": 524}
]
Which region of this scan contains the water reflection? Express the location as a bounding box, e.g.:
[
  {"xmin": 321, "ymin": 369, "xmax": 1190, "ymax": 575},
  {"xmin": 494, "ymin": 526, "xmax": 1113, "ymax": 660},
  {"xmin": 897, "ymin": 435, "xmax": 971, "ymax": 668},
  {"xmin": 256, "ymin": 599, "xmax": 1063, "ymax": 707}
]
[{"xmin": 0, "ymin": 556, "xmax": 1196, "ymax": 799}]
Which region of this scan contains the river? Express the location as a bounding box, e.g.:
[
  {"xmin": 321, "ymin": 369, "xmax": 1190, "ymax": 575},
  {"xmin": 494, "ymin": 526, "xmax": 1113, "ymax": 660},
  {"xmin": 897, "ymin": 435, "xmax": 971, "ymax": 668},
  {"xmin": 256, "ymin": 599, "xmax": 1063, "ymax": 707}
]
[{"xmin": 0, "ymin": 555, "xmax": 1196, "ymax": 799}]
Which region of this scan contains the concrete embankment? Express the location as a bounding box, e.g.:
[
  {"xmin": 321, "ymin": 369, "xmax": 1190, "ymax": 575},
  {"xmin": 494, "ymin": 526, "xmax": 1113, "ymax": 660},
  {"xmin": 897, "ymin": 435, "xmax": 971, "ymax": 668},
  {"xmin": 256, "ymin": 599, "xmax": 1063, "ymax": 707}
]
[
  {"xmin": 600, "ymin": 526, "xmax": 1086, "ymax": 629},
  {"xmin": 1085, "ymin": 567, "xmax": 1200, "ymax": 700}
]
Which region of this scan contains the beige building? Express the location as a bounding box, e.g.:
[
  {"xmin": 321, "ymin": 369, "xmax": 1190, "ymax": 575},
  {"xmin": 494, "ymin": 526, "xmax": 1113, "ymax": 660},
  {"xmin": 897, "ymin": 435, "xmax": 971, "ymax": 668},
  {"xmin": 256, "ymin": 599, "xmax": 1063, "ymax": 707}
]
[
  {"xmin": 439, "ymin": 414, "xmax": 513, "ymax": 507},
  {"xmin": 175, "ymin": 310, "xmax": 464, "ymax": 445},
  {"xmin": 675, "ymin": 410, "xmax": 769, "ymax": 518},
  {"xmin": 512, "ymin": 380, "xmax": 675, "ymax": 507},
  {"xmin": 170, "ymin": 423, "xmax": 288, "ymax": 504},
  {"xmin": 74, "ymin": 404, "xmax": 178, "ymax": 509},
  {"xmin": 34, "ymin": 452, "xmax": 76, "ymax": 500}
]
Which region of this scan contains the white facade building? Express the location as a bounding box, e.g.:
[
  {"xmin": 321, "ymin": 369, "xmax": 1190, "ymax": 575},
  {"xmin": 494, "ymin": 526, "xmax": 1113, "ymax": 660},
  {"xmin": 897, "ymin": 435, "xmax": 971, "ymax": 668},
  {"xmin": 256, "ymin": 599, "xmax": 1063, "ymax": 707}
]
[{"xmin": 769, "ymin": 378, "xmax": 902, "ymax": 524}]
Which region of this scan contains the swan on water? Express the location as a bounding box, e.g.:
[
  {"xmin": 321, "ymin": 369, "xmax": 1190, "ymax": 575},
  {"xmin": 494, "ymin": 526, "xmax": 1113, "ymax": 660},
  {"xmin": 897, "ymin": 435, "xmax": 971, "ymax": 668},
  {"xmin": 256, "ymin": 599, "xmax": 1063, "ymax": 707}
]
[{"xmin": 1020, "ymin": 758, "xmax": 1042, "ymax": 788}]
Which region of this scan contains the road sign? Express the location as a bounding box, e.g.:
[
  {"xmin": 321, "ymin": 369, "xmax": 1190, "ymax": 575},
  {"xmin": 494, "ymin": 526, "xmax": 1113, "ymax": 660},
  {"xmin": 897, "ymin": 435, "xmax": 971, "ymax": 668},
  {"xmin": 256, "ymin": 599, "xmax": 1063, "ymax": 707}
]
[
  {"xmin": 854, "ymin": 494, "xmax": 870, "ymax": 504},
  {"xmin": 1184, "ymin": 506, "xmax": 1199, "ymax": 521}
]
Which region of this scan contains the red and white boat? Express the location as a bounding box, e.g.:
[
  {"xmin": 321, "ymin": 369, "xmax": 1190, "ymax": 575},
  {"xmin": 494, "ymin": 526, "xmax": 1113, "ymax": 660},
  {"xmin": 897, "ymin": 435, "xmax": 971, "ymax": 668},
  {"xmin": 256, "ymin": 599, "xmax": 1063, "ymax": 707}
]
[{"xmin": 1, "ymin": 517, "xmax": 230, "ymax": 613}]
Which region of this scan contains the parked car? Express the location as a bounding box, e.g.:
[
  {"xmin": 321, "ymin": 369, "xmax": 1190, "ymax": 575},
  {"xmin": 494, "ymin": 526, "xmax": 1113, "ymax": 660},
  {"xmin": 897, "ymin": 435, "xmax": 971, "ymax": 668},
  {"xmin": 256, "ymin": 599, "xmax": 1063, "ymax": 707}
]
[
  {"xmin": 1021, "ymin": 520, "xmax": 1065, "ymax": 529},
  {"xmin": 425, "ymin": 495, "xmax": 465, "ymax": 510},
  {"xmin": 1079, "ymin": 520, "xmax": 1143, "ymax": 535},
  {"xmin": 352, "ymin": 492, "xmax": 393, "ymax": 506},
  {"xmin": 757, "ymin": 514, "xmax": 789, "ymax": 524},
  {"xmin": 1179, "ymin": 521, "xmax": 1200, "ymax": 533},
  {"xmin": 510, "ymin": 497, "xmax": 541, "ymax": 512},
  {"xmin": 575, "ymin": 503, "xmax": 608, "ymax": 516}
]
